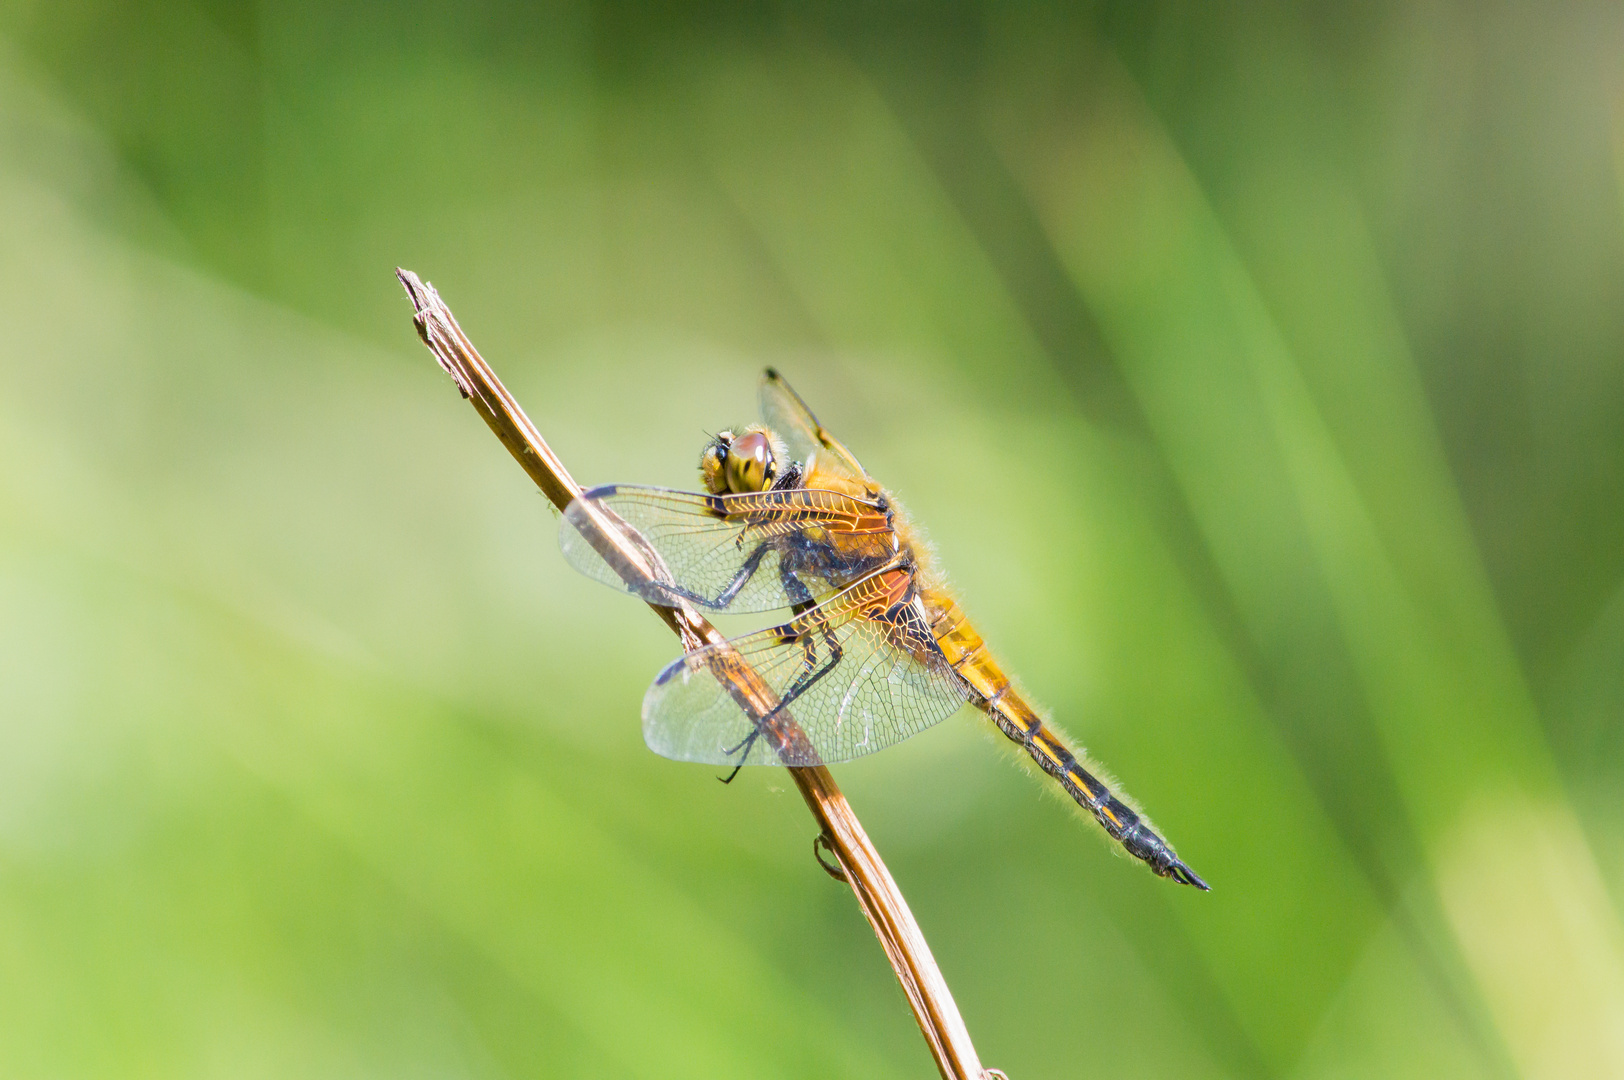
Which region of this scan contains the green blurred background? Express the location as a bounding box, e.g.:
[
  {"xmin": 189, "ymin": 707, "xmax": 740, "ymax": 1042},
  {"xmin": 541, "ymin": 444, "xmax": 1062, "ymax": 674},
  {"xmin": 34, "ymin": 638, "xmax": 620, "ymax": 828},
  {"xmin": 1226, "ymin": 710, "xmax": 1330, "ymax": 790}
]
[{"xmin": 2, "ymin": 2, "xmax": 1623, "ymax": 1077}]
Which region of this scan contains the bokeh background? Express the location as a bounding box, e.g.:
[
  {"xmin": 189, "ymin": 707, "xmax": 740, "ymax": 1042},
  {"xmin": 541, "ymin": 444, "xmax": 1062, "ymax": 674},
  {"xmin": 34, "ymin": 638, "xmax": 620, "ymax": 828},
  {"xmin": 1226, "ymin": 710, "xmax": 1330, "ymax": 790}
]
[{"xmin": 3, "ymin": 2, "xmax": 1623, "ymax": 1077}]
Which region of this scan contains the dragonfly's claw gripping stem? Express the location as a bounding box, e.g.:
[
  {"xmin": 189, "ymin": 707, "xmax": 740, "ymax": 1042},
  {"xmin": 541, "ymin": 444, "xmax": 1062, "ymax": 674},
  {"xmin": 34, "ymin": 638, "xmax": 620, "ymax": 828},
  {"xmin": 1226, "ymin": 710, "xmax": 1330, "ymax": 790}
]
[{"xmin": 813, "ymin": 833, "xmax": 848, "ymax": 882}]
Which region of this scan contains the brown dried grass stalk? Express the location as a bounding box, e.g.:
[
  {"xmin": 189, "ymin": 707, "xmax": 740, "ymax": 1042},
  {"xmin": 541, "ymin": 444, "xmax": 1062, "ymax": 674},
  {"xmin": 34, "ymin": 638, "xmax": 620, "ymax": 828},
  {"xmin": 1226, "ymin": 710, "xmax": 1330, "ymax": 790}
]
[{"xmin": 398, "ymin": 269, "xmax": 1000, "ymax": 1080}]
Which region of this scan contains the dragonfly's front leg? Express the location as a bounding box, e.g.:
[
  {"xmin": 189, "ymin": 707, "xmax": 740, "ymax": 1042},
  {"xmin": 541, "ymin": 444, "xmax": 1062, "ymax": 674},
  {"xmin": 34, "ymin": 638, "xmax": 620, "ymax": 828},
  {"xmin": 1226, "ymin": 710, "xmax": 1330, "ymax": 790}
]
[{"xmin": 654, "ymin": 539, "xmax": 773, "ymax": 610}]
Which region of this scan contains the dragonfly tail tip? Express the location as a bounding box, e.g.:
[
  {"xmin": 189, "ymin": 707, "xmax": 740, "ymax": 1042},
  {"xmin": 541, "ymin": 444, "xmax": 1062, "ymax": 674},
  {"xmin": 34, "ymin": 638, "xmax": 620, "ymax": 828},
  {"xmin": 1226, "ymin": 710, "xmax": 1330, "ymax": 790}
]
[{"xmin": 1171, "ymin": 862, "xmax": 1211, "ymax": 891}]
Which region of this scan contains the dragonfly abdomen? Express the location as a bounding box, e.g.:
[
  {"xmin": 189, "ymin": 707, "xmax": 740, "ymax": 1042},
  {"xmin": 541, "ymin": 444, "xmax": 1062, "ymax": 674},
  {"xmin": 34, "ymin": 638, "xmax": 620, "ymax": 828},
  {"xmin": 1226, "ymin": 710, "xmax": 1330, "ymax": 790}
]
[{"xmin": 927, "ymin": 598, "xmax": 1209, "ymax": 890}]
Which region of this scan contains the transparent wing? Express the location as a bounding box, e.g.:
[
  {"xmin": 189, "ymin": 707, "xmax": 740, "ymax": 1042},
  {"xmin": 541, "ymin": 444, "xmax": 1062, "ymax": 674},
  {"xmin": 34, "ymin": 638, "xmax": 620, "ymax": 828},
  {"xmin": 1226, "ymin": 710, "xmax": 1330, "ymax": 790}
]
[
  {"xmin": 760, "ymin": 369, "xmax": 869, "ymax": 481},
  {"xmin": 559, "ymin": 484, "xmax": 894, "ymax": 614},
  {"xmin": 642, "ymin": 567, "xmax": 970, "ymax": 766}
]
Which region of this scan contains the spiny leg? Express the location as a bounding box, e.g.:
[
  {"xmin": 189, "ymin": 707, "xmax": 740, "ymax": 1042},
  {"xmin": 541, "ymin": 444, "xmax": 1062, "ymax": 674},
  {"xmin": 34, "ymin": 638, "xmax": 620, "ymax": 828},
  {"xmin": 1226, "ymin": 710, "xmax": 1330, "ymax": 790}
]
[
  {"xmin": 714, "ymin": 568, "xmax": 841, "ymax": 778},
  {"xmin": 779, "ymin": 562, "xmax": 817, "ymax": 612},
  {"xmin": 717, "ymin": 727, "xmax": 762, "ymax": 784},
  {"xmin": 709, "ymin": 554, "xmax": 798, "ymax": 780},
  {"xmin": 654, "ymin": 539, "xmax": 774, "ymax": 610},
  {"xmin": 765, "ymin": 618, "xmax": 843, "ymax": 724},
  {"xmin": 776, "ymin": 565, "xmax": 844, "ymax": 698},
  {"xmin": 717, "ymin": 606, "xmax": 843, "ymax": 774},
  {"xmin": 718, "ymin": 630, "xmax": 821, "ymax": 762},
  {"xmin": 754, "ymin": 562, "xmax": 842, "ymax": 727}
]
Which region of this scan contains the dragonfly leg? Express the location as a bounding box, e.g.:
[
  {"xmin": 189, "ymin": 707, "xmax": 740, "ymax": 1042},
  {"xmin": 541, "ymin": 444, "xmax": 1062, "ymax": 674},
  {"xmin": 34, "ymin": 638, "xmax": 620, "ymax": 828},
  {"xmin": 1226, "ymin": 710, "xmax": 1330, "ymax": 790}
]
[
  {"xmin": 779, "ymin": 563, "xmax": 817, "ymax": 612},
  {"xmin": 714, "ymin": 613, "xmax": 844, "ymax": 770},
  {"xmin": 716, "ymin": 738, "xmax": 757, "ymax": 784},
  {"xmin": 710, "ymin": 540, "xmax": 773, "ymax": 608},
  {"xmin": 780, "ymin": 562, "xmax": 848, "ymax": 682},
  {"xmin": 812, "ymin": 833, "xmax": 847, "ymax": 881},
  {"xmin": 655, "ymin": 540, "xmax": 774, "ymax": 610},
  {"xmin": 765, "ymin": 617, "xmax": 843, "ymax": 724}
]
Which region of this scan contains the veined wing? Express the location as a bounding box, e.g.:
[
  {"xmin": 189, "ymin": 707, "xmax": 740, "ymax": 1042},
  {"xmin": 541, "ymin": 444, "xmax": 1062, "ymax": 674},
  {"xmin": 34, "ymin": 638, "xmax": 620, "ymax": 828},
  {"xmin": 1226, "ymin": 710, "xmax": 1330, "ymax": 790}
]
[
  {"xmin": 559, "ymin": 484, "xmax": 894, "ymax": 614},
  {"xmin": 760, "ymin": 369, "xmax": 870, "ymax": 482},
  {"xmin": 642, "ymin": 566, "xmax": 970, "ymax": 767}
]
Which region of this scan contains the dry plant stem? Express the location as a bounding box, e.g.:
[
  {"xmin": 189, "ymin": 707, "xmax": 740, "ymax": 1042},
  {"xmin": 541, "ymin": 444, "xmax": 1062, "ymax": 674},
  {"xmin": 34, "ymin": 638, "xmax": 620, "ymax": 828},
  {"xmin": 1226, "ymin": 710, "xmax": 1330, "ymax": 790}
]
[{"xmin": 398, "ymin": 269, "xmax": 998, "ymax": 1080}]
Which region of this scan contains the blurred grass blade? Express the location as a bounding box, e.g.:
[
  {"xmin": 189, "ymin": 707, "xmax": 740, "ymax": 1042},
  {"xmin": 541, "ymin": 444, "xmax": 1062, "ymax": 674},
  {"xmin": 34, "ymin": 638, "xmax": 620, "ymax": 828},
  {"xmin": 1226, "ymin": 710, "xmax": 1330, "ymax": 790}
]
[{"xmin": 990, "ymin": 44, "xmax": 1624, "ymax": 1080}]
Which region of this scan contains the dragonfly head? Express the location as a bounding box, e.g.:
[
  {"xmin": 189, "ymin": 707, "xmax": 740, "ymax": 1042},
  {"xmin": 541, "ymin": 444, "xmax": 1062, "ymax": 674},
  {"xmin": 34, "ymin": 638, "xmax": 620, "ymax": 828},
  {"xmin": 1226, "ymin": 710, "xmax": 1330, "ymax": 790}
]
[{"xmin": 701, "ymin": 425, "xmax": 785, "ymax": 495}]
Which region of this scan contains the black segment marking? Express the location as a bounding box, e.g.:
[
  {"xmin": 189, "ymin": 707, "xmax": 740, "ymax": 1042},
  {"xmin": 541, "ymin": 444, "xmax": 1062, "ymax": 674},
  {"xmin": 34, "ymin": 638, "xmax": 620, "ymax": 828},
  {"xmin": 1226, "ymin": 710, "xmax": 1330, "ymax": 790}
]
[{"xmin": 986, "ymin": 710, "xmax": 1209, "ymax": 889}]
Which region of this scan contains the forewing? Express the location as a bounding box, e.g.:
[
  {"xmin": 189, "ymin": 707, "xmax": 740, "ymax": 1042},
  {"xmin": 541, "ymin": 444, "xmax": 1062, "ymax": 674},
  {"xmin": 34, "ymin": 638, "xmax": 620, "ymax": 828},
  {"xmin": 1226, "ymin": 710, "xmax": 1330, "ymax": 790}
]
[
  {"xmin": 642, "ymin": 569, "xmax": 970, "ymax": 766},
  {"xmin": 559, "ymin": 484, "xmax": 892, "ymax": 614},
  {"xmin": 760, "ymin": 369, "xmax": 869, "ymax": 481}
]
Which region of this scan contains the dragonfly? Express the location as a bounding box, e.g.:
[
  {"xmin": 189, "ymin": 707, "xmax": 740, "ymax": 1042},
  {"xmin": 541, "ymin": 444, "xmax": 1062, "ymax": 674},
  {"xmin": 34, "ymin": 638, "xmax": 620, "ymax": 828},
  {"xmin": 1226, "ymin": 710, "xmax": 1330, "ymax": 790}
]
[{"xmin": 559, "ymin": 370, "xmax": 1207, "ymax": 889}]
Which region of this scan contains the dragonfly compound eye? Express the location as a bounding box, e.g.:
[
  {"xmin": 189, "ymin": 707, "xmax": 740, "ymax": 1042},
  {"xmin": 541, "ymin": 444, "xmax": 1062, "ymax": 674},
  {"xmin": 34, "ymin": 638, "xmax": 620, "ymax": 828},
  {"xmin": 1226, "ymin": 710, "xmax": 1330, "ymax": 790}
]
[
  {"xmin": 725, "ymin": 430, "xmax": 775, "ymax": 493},
  {"xmin": 699, "ymin": 431, "xmax": 736, "ymax": 495}
]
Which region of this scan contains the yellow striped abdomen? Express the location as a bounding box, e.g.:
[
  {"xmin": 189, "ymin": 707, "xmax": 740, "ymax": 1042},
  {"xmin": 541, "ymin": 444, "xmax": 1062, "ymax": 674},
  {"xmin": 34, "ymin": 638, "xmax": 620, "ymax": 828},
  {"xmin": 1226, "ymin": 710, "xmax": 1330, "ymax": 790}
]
[{"xmin": 926, "ymin": 591, "xmax": 1207, "ymax": 889}]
